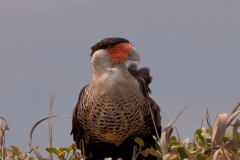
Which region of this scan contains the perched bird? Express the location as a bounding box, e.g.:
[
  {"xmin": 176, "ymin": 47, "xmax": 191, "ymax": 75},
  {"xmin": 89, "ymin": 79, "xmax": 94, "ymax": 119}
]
[{"xmin": 71, "ymin": 38, "xmax": 161, "ymax": 160}]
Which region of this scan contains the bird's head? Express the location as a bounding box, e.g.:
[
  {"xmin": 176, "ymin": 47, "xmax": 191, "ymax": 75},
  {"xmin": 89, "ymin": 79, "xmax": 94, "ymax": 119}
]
[
  {"xmin": 89, "ymin": 37, "xmax": 140, "ymax": 92},
  {"xmin": 90, "ymin": 38, "xmax": 140, "ymax": 70}
]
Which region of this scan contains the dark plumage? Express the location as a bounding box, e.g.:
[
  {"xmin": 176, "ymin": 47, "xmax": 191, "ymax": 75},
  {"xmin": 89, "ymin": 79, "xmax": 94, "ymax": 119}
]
[
  {"xmin": 128, "ymin": 63, "xmax": 152, "ymax": 95},
  {"xmin": 71, "ymin": 38, "xmax": 161, "ymax": 160},
  {"xmin": 90, "ymin": 37, "xmax": 129, "ymax": 56}
]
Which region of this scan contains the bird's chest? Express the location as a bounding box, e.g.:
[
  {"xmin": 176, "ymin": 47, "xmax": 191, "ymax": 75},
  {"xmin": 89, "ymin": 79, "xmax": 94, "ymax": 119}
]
[{"xmin": 78, "ymin": 91, "xmax": 150, "ymax": 145}]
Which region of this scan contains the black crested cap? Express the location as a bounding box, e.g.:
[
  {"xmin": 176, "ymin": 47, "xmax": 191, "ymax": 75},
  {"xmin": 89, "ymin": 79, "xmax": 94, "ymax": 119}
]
[{"xmin": 90, "ymin": 37, "xmax": 129, "ymax": 56}]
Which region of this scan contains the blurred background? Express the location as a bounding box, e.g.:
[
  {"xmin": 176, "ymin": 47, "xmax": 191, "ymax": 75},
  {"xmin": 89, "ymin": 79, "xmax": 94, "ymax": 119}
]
[{"xmin": 1, "ymin": 1, "xmax": 240, "ymax": 157}]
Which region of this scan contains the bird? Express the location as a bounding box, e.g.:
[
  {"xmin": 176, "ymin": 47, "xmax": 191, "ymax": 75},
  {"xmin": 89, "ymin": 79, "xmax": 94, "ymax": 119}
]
[{"xmin": 71, "ymin": 37, "xmax": 162, "ymax": 160}]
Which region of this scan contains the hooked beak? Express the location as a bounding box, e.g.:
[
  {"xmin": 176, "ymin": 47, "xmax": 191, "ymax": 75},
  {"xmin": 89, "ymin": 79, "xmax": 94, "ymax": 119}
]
[{"xmin": 128, "ymin": 47, "xmax": 140, "ymax": 63}]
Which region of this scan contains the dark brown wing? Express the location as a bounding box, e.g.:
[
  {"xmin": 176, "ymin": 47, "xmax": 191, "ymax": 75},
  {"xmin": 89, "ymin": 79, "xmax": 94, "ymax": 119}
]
[
  {"xmin": 128, "ymin": 63, "xmax": 162, "ymax": 137},
  {"xmin": 71, "ymin": 85, "xmax": 88, "ymax": 149}
]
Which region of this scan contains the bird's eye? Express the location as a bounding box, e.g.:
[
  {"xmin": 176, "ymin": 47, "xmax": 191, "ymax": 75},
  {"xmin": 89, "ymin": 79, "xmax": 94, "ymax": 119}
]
[{"xmin": 108, "ymin": 45, "xmax": 114, "ymax": 49}]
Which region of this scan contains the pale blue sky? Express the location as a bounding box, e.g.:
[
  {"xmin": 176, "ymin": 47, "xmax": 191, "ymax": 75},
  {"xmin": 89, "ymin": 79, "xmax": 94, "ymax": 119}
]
[{"xmin": 1, "ymin": 1, "xmax": 240, "ymax": 157}]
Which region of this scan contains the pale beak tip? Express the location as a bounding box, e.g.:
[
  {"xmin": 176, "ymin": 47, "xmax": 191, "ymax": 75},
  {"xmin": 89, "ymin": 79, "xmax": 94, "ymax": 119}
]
[{"xmin": 128, "ymin": 47, "xmax": 140, "ymax": 63}]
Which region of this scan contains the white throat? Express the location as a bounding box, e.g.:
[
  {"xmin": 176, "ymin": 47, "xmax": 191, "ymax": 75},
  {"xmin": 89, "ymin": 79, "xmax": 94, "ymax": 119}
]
[{"xmin": 90, "ymin": 49, "xmax": 138, "ymax": 95}]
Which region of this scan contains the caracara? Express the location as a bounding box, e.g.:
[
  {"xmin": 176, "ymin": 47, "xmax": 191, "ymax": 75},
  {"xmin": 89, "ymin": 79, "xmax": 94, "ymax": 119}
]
[{"xmin": 71, "ymin": 38, "xmax": 161, "ymax": 160}]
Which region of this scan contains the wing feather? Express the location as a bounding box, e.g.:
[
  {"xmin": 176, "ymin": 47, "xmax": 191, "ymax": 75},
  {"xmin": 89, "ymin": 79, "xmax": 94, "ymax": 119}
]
[
  {"xmin": 71, "ymin": 85, "xmax": 88, "ymax": 148},
  {"xmin": 128, "ymin": 63, "xmax": 162, "ymax": 137}
]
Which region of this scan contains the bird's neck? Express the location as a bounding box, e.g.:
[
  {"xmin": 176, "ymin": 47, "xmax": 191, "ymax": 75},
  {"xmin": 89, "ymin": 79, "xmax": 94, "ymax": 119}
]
[{"xmin": 90, "ymin": 65, "xmax": 138, "ymax": 95}]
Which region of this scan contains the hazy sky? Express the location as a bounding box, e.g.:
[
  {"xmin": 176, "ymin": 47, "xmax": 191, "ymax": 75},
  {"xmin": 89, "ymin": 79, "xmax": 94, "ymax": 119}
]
[{"xmin": 1, "ymin": 1, "xmax": 240, "ymax": 157}]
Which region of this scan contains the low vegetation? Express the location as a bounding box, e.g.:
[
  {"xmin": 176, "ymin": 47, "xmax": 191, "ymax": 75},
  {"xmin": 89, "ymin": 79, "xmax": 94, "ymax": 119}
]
[{"xmin": 1, "ymin": 97, "xmax": 240, "ymax": 160}]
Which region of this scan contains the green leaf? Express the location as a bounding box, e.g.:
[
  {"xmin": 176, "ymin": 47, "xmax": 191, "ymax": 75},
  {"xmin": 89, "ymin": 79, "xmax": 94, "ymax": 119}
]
[
  {"xmin": 171, "ymin": 141, "xmax": 183, "ymax": 148},
  {"xmin": 194, "ymin": 153, "xmax": 207, "ymax": 160},
  {"xmin": 189, "ymin": 145, "xmax": 202, "ymax": 154},
  {"xmin": 58, "ymin": 144, "xmax": 73, "ymax": 153},
  {"xmin": 187, "ymin": 142, "xmax": 197, "ymax": 153},
  {"xmin": 45, "ymin": 147, "xmax": 60, "ymax": 155},
  {"xmin": 195, "ymin": 129, "xmax": 205, "ymax": 146},
  {"xmin": 134, "ymin": 137, "xmax": 144, "ymax": 147},
  {"xmin": 225, "ymin": 128, "xmax": 240, "ymax": 140},
  {"xmin": 170, "ymin": 136, "xmax": 178, "ymax": 144},
  {"xmin": 176, "ymin": 146, "xmax": 189, "ymax": 159},
  {"xmin": 58, "ymin": 147, "xmax": 71, "ymax": 153},
  {"xmin": 196, "ymin": 146, "xmax": 203, "ymax": 152},
  {"xmin": 153, "ymin": 139, "xmax": 160, "ymax": 151},
  {"xmin": 69, "ymin": 155, "xmax": 76, "ymax": 160},
  {"xmin": 28, "ymin": 157, "xmax": 35, "ymax": 160},
  {"xmin": 10, "ymin": 145, "xmax": 21, "ymax": 156}
]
